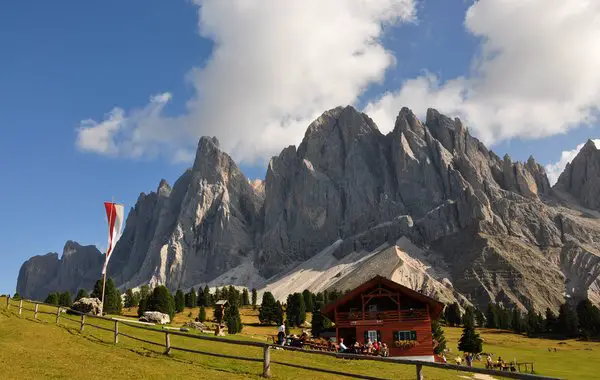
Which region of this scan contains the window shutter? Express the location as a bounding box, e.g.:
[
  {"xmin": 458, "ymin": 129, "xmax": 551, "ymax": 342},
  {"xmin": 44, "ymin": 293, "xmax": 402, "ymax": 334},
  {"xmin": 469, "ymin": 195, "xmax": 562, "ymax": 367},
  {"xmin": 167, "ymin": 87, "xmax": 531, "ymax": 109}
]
[
  {"xmin": 363, "ymin": 331, "xmax": 368, "ymax": 343},
  {"xmin": 377, "ymin": 330, "xmax": 382, "ymax": 342},
  {"xmin": 411, "ymin": 330, "xmax": 417, "ymax": 340}
]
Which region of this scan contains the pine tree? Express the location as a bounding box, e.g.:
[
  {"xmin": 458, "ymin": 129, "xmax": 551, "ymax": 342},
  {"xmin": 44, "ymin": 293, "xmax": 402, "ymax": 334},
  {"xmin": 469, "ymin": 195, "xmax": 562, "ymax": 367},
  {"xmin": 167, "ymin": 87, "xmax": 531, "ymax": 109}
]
[
  {"xmin": 75, "ymin": 288, "xmax": 89, "ymax": 301},
  {"xmin": 432, "ymin": 319, "xmax": 447, "ymax": 355},
  {"xmin": 512, "ymin": 307, "xmax": 523, "ymax": 334},
  {"xmin": 147, "ymin": 286, "xmax": 175, "ymax": 319},
  {"xmin": 486, "ymin": 303, "xmax": 499, "ymax": 328},
  {"xmin": 58, "ymin": 291, "xmax": 72, "ymax": 307},
  {"xmin": 124, "ymin": 289, "xmax": 139, "ymax": 308},
  {"xmin": 203, "ymin": 285, "xmax": 212, "ymax": 306},
  {"xmin": 175, "ymin": 289, "xmax": 185, "ymax": 313},
  {"xmin": 45, "ymin": 292, "xmax": 59, "ymax": 305},
  {"xmin": 458, "ymin": 316, "xmax": 483, "ymax": 354},
  {"xmin": 444, "ymin": 303, "xmax": 462, "ymax": 327},
  {"xmin": 259, "ymin": 291, "xmax": 280, "ymax": 324},
  {"xmin": 545, "ymin": 307, "xmax": 557, "ymax": 333},
  {"xmin": 197, "ymin": 287, "xmax": 205, "ymax": 307},
  {"xmin": 286, "ymin": 293, "xmax": 306, "ymax": 327},
  {"xmin": 227, "ymin": 285, "xmax": 240, "ymax": 307},
  {"xmin": 463, "ymin": 306, "xmax": 475, "ymax": 327},
  {"xmin": 251, "ymin": 288, "xmax": 257, "ymax": 310},
  {"xmin": 576, "ymin": 299, "xmax": 600, "ymax": 338},
  {"xmin": 214, "ymin": 287, "xmax": 221, "ymax": 302},
  {"xmin": 475, "ymin": 308, "xmax": 486, "ymax": 327},
  {"xmin": 12, "ymin": 292, "xmax": 21, "ymax": 301},
  {"xmin": 242, "ymin": 288, "xmax": 250, "ymax": 306},
  {"xmin": 185, "ymin": 287, "xmax": 197, "ymax": 308},
  {"xmin": 139, "ymin": 284, "xmax": 150, "ymax": 300},
  {"xmin": 225, "ymin": 304, "xmax": 243, "ymax": 334},
  {"xmin": 214, "ymin": 304, "xmax": 224, "ymax": 323},
  {"xmin": 302, "ymin": 289, "xmax": 314, "ymax": 313},
  {"xmin": 556, "ymin": 303, "xmax": 579, "ymax": 338},
  {"xmin": 137, "ymin": 295, "xmax": 148, "ymax": 317},
  {"xmin": 310, "ymin": 301, "xmax": 332, "ymax": 337},
  {"xmin": 198, "ymin": 305, "xmax": 207, "ymax": 322}
]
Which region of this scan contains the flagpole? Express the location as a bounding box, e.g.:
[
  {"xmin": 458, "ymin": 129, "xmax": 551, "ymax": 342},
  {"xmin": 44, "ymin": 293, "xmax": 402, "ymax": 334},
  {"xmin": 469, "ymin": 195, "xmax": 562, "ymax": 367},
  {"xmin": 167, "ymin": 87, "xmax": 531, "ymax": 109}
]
[{"xmin": 100, "ymin": 197, "xmax": 115, "ymax": 316}]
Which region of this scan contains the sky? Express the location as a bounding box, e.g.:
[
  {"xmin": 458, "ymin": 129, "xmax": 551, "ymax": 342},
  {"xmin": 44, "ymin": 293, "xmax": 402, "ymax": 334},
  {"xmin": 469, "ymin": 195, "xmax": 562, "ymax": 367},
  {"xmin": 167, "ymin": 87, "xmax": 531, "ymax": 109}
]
[{"xmin": 1, "ymin": 0, "xmax": 599, "ymax": 295}]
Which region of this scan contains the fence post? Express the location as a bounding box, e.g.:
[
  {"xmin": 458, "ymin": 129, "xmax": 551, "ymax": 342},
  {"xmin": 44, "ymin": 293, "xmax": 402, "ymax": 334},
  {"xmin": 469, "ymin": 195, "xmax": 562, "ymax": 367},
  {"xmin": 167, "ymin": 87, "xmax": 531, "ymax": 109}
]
[
  {"xmin": 416, "ymin": 363, "xmax": 423, "ymax": 380},
  {"xmin": 262, "ymin": 345, "xmax": 271, "ymax": 378},
  {"xmin": 164, "ymin": 332, "xmax": 171, "ymax": 354},
  {"xmin": 114, "ymin": 320, "xmax": 119, "ymax": 344},
  {"xmin": 6, "ymin": 295, "xmax": 10, "ymax": 310},
  {"xmin": 18, "ymin": 300, "xmax": 23, "ymax": 316},
  {"xmin": 34, "ymin": 303, "xmax": 39, "ymax": 320},
  {"xmin": 80, "ymin": 314, "xmax": 85, "ymax": 332},
  {"xmin": 55, "ymin": 306, "xmax": 61, "ymax": 324}
]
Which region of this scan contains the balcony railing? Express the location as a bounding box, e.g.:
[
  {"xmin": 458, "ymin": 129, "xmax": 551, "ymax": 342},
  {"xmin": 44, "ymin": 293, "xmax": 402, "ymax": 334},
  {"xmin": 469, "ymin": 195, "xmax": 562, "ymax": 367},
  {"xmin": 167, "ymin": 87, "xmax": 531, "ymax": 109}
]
[{"xmin": 336, "ymin": 309, "xmax": 428, "ymax": 323}]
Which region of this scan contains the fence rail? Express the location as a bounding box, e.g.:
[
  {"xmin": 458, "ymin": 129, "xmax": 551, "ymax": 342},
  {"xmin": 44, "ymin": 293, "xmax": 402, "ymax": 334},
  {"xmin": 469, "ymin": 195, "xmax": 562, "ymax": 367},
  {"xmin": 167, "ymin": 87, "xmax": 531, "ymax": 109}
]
[{"xmin": 2, "ymin": 296, "xmax": 563, "ymax": 380}]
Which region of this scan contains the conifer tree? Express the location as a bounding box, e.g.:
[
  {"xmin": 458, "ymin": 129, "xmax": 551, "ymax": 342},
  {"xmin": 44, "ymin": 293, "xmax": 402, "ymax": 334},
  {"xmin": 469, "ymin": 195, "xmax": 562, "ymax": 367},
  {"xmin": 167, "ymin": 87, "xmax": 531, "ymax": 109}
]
[
  {"xmin": 432, "ymin": 319, "xmax": 447, "ymax": 355},
  {"xmin": 302, "ymin": 289, "xmax": 314, "ymax": 313},
  {"xmin": 147, "ymin": 286, "xmax": 175, "ymax": 319},
  {"xmin": 251, "ymin": 288, "xmax": 257, "ymax": 310},
  {"xmin": 576, "ymin": 299, "xmax": 600, "ymax": 338},
  {"xmin": 124, "ymin": 288, "xmax": 140, "ymax": 308},
  {"xmin": 259, "ymin": 291, "xmax": 280, "ymax": 324},
  {"xmin": 197, "ymin": 287, "xmax": 205, "ymax": 307},
  {"xmin": 185, "ymin": 287, "xmax": 197, "ymax": 308},
  {"xmin": 175, "ymin": 289, "xmax": 185, "ymax": 313},
  {"xmin": 545, "ymin": 307, "xmax": 556, "ymax": 333},
  {"xmin": 12, "ymin": 292, "xmax": 21, "ymax": 300},
  {"xmin": 475, "ymin": 308, "xmax": 485, "ymax": 327},
  {"xmin": 139, "ymin": 284, "xmax": 150, "ymax": 300},
  {"xmin": 286, "ymin": 292, "xmax": 306, "ymax": 327},
  {"xmin": 556, "ymin": 303, "xmax": 579, "ymax": 338},
  {"xmin": 458, "ymin": 315, "xmax": 483, "ymax": 354},
  {"xmin": 512, "ymin": 307, "xmax": 523, "ymax": 333},
  {"xmin": 485, "ymin": 303, "xmax": 498, "ymax": 328},
  {"xmin": 444, "ymin": 303, "xmax": 462, "ymax": 327},
  {"xmin": 242, "ymin": 288, "xmax": 250, "ymax": 306},
  {"xmin": 225, "ymin": 304, "xmax": 243, "ymax": 334},
  {"xmin": 198, "ymin": 305, "xmax": 206, "ymax": 322},
  {"xmin": 310, "ymin": 301, "xmax": 331, "ymax": 337},
  {"xmin": 75, "ymin": 288, "xmax": 88, "ymax": 301},
  {"xmin": 45, "ymin": 292, "xmax": 59, "ymax": 305},
  {"xmin": 203, "ymin": 285, "xmax": 212, "ymax": 306},
  {"xmin": 58, "ymin": 291, "xmax": 72, "ymax": 307}
]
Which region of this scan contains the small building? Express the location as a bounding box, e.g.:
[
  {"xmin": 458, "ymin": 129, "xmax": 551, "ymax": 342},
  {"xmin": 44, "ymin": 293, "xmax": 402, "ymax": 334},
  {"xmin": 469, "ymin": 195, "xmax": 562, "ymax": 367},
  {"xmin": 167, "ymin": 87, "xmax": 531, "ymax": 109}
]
[{"xmin": 321, "ymin": 275, "xmax": 444, "ymax": 362}]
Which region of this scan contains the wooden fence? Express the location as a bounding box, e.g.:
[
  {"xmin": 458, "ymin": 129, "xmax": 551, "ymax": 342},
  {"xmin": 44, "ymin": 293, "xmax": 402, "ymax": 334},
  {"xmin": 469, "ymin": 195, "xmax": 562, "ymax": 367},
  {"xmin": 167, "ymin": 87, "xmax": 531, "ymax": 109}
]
[{"xmin": 3, "ymin": 296, "xmax": 563, "ymax": 380}]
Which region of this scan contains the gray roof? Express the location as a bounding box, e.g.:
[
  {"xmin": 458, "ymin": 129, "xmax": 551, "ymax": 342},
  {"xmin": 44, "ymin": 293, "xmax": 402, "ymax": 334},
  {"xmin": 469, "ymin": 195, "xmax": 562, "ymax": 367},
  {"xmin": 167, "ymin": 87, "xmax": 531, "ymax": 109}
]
[{"xmin": 215, "ymin": 300, "xmax": 229, "ymax": 305}]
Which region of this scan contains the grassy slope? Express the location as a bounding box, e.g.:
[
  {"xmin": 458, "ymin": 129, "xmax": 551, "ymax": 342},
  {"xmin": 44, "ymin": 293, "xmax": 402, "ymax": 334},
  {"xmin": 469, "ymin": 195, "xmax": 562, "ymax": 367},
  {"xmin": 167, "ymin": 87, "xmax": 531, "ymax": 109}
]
[
  {"xmin": 1, "ymin": 298, "xmax": 456, "ymax": 380},
  {"xmin": 3, "ymin": 298, "xmax": 599, "ymax": 379}
]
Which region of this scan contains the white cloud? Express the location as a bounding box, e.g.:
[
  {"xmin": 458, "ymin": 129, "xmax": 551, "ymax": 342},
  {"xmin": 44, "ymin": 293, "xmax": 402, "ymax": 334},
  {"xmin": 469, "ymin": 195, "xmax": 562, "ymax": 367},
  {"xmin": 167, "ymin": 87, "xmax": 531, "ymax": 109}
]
[
  {"xmin": 545, "ymin": 139, "xmax": 600, "ymax": 185},
  {"xmin": 75, "ymin": 92, "xmax": 173, "ymax": 158},
  {"xmin": 366, "ymin": 0, "xmax": 600, "ymax": 144},
  {"xmin": 76, "ymin": 0, "xmax": 417, "ymax": 164}
]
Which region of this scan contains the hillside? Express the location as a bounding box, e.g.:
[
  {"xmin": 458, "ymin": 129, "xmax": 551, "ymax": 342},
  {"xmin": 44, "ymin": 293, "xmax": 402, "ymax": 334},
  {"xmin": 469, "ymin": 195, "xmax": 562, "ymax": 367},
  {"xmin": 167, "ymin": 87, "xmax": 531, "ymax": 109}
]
[{"xmin": 16, "ymin": 106, "xmax": 600, "ymax": 313}]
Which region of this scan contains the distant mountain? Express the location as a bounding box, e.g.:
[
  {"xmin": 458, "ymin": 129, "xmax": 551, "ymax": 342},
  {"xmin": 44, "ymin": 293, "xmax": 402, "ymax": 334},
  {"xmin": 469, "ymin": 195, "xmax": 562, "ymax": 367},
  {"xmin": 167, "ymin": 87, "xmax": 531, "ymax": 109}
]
[{"xmin": 17, "ymin": 106, "xmax": 600, "ymax": 312}]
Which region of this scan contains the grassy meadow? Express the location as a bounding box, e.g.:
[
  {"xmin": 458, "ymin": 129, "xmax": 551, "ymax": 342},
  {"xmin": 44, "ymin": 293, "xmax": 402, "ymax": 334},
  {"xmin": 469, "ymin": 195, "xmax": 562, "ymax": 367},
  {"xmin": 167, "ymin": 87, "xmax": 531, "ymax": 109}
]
[{"xmin": 2, "ymin": 297, "xmax": 599, "ymax": 379}]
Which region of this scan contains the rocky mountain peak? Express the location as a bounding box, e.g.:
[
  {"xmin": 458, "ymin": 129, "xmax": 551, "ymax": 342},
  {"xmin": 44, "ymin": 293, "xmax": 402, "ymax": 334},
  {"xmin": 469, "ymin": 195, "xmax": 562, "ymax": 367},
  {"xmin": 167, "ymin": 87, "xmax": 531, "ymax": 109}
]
[
  {"xmin": 157, "ymin": 179, "xmax": 171, "ymax": 197},
  {"xmin": 555, "ymin": 139, "xmax": 600, "ymax": 210}
]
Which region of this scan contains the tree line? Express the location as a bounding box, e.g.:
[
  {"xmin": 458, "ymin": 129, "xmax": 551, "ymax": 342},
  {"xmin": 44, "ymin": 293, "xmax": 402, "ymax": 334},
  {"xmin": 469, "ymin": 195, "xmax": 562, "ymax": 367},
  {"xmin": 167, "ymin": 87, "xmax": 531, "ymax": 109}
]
[{"xmin": 442, "ymin": 299, "xmax": 600, "ymax": 339}]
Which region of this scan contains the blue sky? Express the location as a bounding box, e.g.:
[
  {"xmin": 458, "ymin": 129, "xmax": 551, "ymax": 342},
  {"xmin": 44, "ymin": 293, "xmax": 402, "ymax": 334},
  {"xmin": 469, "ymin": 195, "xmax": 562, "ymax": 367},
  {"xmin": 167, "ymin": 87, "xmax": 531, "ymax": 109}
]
[{"xmin": 1, "ymin": 0, "xmax": 599, "ymax": 295}]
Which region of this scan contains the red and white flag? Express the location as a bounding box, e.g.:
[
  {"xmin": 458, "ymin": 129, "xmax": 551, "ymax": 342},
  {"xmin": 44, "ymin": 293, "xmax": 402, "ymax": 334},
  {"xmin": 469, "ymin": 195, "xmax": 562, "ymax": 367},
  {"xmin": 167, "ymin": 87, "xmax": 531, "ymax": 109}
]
[{"xmin": 102, "ymin": 202, "xmax": 125, "ymax": 275}]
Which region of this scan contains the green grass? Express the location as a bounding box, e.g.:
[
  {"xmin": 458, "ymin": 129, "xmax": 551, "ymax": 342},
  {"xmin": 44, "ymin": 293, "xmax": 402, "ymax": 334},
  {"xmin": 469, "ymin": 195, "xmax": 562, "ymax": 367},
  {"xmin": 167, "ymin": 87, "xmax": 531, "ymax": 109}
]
[{"xmin": 2, "ymin": 297, "xmax": 599, "ymax": 379}]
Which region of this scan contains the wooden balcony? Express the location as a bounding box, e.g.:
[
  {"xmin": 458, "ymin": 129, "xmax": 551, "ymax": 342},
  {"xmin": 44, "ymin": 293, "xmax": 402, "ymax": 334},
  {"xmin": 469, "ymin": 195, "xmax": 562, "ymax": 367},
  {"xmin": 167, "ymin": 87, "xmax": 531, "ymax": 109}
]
[{"xmin": 335, "ymin": 309, "xmax": 429, "ymax": 324}]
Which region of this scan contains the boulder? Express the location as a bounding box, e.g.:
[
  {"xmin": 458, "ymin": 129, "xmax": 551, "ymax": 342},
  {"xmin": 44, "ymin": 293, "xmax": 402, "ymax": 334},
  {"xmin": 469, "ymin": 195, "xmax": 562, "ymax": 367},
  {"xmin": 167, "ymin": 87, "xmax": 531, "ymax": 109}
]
[
  {"xmin": 139, "ymin": 311, "xmax": 170, "ymax": 324},
  {"xmin": 70, "ymin": 297, "xmax": 102, "ymax": 315},
  {"xmin": 183, "ymin": 321, "xmax": 207, "ymax": 331}
]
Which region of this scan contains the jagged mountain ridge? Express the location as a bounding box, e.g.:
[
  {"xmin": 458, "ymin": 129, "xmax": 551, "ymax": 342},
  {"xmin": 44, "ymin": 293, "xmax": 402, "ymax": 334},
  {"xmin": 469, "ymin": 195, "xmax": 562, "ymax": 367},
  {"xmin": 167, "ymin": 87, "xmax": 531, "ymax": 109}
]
[{"xmin": 17, "ymin": 106, "xmax": 600, "ymax": 312}]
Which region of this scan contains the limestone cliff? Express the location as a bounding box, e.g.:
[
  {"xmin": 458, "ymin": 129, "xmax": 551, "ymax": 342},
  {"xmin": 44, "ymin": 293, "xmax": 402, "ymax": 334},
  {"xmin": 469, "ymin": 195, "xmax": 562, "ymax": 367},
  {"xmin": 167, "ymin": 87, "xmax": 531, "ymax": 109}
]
[{"xmin": 17, "ymin": 107, "xmax": 600, "ymax": 313}]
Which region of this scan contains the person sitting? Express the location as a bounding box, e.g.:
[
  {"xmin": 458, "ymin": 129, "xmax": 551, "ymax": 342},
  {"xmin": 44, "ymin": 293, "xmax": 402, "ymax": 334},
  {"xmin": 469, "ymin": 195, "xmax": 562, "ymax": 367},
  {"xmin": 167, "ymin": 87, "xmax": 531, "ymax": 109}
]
[
  {"xmin": 455, "ymin": 356, "xmax": 462, "ymax": 366},
  {"xmin": 339, "ymin": 338, "xmax": 348, "ymax": 353},
  {"xmin": 380, "ymin": 343, "xmax": 389, "ymax": 357},
  {"xmin": 277, "ymin": 322, "xmax": 286, "ymax": 345},
  {"xmin": 486, "ymin": 355, "xmax": 493, "ymax": 369}
]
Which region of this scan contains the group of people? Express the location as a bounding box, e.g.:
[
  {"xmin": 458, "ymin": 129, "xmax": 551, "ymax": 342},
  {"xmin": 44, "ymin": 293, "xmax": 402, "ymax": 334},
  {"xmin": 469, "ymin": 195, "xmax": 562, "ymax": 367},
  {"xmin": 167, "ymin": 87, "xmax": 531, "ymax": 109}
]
[{"xmin": 338, "ymin": 338, "xmax": 389, "ymax": 357}]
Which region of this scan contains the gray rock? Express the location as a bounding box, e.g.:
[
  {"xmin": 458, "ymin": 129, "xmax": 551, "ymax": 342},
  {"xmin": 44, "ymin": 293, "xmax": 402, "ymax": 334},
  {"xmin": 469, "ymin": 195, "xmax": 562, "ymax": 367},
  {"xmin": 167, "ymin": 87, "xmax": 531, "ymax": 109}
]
[
  {"xmin": 140, "ymin": 311, "xmax": 170, "ymax": 324},
  {"xmin": 16, "ymin": 241, "xmax": 103, "ymax": 301},
  {"xmin": 556, "ymin": 139, "xmax": 600, "ymax": 210},
  {"xmin": 184, "ymin": 321, "xmax": 207, "ymax": 331},
  {"xmin": 71, "ymin": 297, "xmax": 102, "ymax": 316}
]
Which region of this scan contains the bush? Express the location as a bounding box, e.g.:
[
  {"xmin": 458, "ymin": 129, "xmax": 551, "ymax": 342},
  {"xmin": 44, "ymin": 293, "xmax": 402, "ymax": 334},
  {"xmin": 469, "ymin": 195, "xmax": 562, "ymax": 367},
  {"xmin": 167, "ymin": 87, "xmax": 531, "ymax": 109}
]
[
  {"xmin": 146, "ymin": 286, "xmax": 175, "ymax": 319},
  {"xmin": 12, "ymin": 292, "xmax": 21, "ymax": 301}
]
